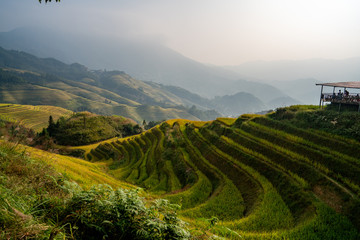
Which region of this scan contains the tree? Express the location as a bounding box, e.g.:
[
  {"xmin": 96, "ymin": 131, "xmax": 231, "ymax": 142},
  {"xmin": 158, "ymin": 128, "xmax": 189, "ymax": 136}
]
[
  {"xmin": 83, "ymin": 115, "xmax": 86, "ymax": 129},
  {"xmin": 47, "ymin": 115, "xmax": 56, "ymax": 136}
]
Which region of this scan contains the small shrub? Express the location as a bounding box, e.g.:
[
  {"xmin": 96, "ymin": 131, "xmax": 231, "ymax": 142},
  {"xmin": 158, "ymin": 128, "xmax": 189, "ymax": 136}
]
[{"xmin": 48, "ymin": 184, "xmax": 191, "ymax": 240}]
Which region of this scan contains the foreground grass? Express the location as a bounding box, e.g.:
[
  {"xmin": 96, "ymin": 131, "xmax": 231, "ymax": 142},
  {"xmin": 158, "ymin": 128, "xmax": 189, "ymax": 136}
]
[{"xmin": 0, "ymin": 141, "xmax": 191, "ymax": 239}]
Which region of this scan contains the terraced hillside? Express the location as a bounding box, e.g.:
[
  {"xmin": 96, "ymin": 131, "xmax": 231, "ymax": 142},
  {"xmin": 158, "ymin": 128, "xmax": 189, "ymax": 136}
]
[
  {"xmin": 0, "ymin": 103, "xmax": 72, "ymax": 132},
  {"xmin": 87, "ymin": 115, "xmax": 360, "ymax": 239}
]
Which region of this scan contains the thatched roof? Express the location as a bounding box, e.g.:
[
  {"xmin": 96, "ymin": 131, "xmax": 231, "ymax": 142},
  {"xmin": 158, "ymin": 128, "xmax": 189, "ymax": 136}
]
[{"xmin": 316, "ymin": 82, "xmax": 360, "ymax": 89}]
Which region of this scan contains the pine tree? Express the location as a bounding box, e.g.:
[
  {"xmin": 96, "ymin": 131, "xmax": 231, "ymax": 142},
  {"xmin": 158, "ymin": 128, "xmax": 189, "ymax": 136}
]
[{"xmin": 47, "ymin": 115, "xmax": 56, "ymax": 136}]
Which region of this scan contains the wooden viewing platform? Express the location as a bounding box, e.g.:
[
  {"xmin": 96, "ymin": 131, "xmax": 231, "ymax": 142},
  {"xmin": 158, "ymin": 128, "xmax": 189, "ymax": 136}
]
[{"xmin": 316, "ymin": 82, "xmax": 360, "ymax": 111}]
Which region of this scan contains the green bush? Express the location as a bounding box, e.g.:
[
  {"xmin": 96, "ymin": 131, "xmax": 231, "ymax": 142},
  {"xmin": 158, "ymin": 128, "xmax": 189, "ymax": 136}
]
[
  {"xmin": 48, "ymin": 184, "xmax": 190, "ymax": 240},
  {"xmin": 43, "ymin": 113, "xmax": 142, "ymax": 146}
]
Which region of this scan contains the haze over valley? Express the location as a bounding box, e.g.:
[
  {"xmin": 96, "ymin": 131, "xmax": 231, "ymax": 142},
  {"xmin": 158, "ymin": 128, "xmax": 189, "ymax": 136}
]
[{"xmin": 2, "ymin": 26, "xmax": 360, "ymax": 115}]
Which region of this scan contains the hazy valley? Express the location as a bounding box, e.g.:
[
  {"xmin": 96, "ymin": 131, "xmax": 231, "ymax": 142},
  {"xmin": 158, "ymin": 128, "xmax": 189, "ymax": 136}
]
[{"xmin": 0, "ymin": 27, "xmax": 323, "ymax": 111}]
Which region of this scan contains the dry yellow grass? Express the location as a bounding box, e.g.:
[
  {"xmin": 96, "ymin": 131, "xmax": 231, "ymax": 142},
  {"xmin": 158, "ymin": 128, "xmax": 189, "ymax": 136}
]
[
  {"xmin": 216, "ymin": 117, "xmax": 236, "ymax": 126},
  {"xmin": 166, "ymin": 119, "xmax": 210, "ymax": 127}
]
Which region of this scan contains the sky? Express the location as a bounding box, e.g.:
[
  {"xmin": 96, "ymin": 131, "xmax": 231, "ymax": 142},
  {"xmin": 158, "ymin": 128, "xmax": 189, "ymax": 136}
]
[{"xmin": 1, "ymin": 0, "xmax": 360, "ymax": 65}]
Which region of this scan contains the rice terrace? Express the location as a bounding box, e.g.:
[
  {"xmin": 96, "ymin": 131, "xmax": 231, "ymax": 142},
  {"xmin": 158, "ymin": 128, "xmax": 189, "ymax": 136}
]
[
  {"xmin": 84, "ymin": 110, "xmax": 360, "ymax": 239},
  {"xmin": 2, "ymin": 103, "xmax": 360, "ymax": 239},
  {"xmin": 0, "ymin": 104, "xmax": 72, "ymax": 132},
  {"xmin": 2, "ymin": 1, "xmax": 360, "ymax": 239}
]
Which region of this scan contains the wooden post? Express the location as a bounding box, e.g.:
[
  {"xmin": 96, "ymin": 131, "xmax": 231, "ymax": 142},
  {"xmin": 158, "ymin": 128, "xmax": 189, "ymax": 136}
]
[{"xmin": 319, "ymin": 85, "xmax": 324, "ymax": 108}]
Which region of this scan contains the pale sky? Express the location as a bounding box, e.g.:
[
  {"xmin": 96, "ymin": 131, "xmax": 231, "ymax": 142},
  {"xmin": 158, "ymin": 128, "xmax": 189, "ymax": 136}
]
[{"xmin": 1, "ymin": 0, "xmax": 360, "ymax": 65}]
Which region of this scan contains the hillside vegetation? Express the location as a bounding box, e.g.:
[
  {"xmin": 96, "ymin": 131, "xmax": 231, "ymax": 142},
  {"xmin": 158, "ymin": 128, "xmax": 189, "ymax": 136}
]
[
  {"xmin": 86, "ymin": 109, "xmax": 360, "ymax": 239},
  {"xmin": 45, "ymin": 111, "xmax": 141, "ymax": 146},
  {"xmin": 271, "ymin": 105, "xmax": 360, "ymax": 141},
  {"xmin": 0, "ymin": 105, "xmax": 146, "ymax": 162}
]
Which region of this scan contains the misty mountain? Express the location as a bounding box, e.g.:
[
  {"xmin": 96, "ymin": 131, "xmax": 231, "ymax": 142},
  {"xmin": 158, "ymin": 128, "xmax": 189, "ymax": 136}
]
[
  {"xmin": 225, "ymin": 59, "xmax": 360, "ymax": 106},
  {"xmin": 270, "ymin": 78, "xmax": 322, "ymax": 105},
  {"xmin": 152, "ymin": 83, "xmax": 213, "ymax": 110},
  {"xmin": 225, "ymin": 58, "xmax": 360, "ymax": 83},
  {"xmin": 155, "ymin": 83, "xmax": 269, "ymax": 116},
  {"xmin": 0, "ymin": 27, "xmax": 310, "ymax": 113},
  {"xmin": 210, "ymin": 92, "xmax": 265, "ymax": 116},
  {"xmin": 0, "ymin": 46, "xmax": 273, "ymax": 118},
  {"xmin": 0, "ymin": 46, "xmax": 223, "ymax": 121},
  {"xmin": 0, "ymin": 26, "xmax": 297, "ymax": 107},
  {"xmin": 0, "ymin": 27, "xmax": 240, "ymax": 98},
  {"xmin": 217, "ymin": 79, "xmax": 301, "ymax": 109}
]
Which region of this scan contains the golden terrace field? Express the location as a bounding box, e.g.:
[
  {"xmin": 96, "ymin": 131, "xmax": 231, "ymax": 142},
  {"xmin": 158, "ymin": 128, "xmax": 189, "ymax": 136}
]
[
  {"xmin": 0, "ymin": 104, "xmax": 72, "ymax": 132},
  {"xmin": 86, "ymin": 115, "xmax": 360, "ymax": 239},
  {"xmin": 20, "ymin": 144, "xmax": 133, "ymax": 190}
]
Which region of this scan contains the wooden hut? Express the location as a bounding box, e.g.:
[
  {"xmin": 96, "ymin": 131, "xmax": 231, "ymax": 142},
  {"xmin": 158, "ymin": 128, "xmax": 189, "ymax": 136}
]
[{"xmin": 316, "ymin": 82, "xmax": 360, "ymax": 111}]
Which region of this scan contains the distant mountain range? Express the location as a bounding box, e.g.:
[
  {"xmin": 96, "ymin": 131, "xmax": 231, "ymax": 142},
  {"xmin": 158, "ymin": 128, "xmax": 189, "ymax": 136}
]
[
  {"xmin": 0, "ymin": 27, "xmax": 239, "ymax": 97},
  {"xmin": 0, "ymin": 47, "xmax": 223, "ymax": 122},
  {"xmin": 225, "ymin": 59, "xmax": 360, "ymax": 105},
  {"xmin": 3, "ymin": 26, "xmax": 356, "ymax": 113},
  {"xmin": 0, "ymin": 27, "xmax": 302, "ymax": 108},
  {"xmin": 0, "ymin": 46, "xmax": 285, "ymax": 118}
]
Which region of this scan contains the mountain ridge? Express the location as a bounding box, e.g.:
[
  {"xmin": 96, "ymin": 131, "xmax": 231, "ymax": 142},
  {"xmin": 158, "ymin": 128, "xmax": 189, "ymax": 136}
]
[
  {"xmin": 0, "ymin": 46, "xmax": 283, "ymax": 118},
  {"xmin": 0, "ymin": 26, "xmax": 298, "ymax": 107},
  {"xmin": 0, "ymin": 47, "xmax": 223, "ymax": 122}
]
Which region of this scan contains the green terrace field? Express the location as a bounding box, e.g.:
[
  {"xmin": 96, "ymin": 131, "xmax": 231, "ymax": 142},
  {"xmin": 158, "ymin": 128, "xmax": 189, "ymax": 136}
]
[
  {"xmin": 85, "ymin": 115, "xmax": 360, "ymax": 239},
  {"xmin": 0, "ymin": 103, "xmax": 72, "ymax": 132}
]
